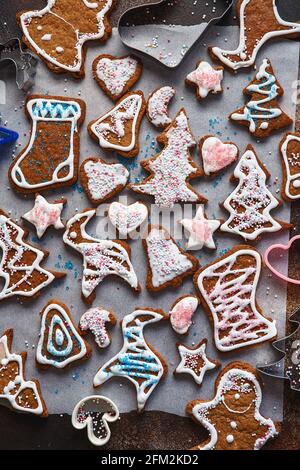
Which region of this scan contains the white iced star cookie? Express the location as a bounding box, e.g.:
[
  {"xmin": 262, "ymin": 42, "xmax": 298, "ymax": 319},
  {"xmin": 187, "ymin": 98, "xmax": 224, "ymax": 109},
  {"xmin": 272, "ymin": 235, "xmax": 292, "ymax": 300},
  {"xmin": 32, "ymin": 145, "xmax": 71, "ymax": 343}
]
[
  {"xmin": 23, "ymin": 194, "xmax": 65, "ymax": 239},
  {"xmin": 175, "ymin": 339, "xmax": 220, "ymax": 385},
  {"xmin": 180, "ymin": 206, "xmax": 221, "ymax": 250},
  {"xmin": 186, "ymin": 61, "xmax": 224, "ymax": 100}
]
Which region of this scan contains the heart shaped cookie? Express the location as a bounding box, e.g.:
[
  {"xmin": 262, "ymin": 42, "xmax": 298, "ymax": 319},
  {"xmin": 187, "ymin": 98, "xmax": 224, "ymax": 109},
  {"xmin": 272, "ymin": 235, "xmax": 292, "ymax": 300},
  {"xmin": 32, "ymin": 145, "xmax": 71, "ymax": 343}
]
[
  {"xmin": 80, "ymin": 157, "xmax": 129, "ymax": 205},
  {"xmin": 199, "ymin": 136, "xmax": 239, "ymax": 177},
  {"xmin": 108, "ymin": 201, "xmax": 148, "ymax": 236},
  {"xmin": 72, "ymin": 395, "xmax": 119, "ymax": 446},
  {"xmin": 93, "ymin": 54, "xmax": 142, "ymax": 101},
  {"xmin": 265, "ymin": 235, "xmax": 300, "ymax": 285}
]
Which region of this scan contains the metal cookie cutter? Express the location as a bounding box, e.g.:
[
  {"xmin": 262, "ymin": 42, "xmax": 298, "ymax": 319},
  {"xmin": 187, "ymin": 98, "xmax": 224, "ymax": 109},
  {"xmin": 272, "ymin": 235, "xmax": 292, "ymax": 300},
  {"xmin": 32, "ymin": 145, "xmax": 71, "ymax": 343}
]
[
  {"xmin": 0, "ymin": 125, "xmax": 19, "ymax": 146},
  {"xmin": 0, "ymin": 38, "xmax": 37, "ymax": 91},
  {"xmin": 118, "ymin": 0, "xmax": 233, "ymax": 68}
]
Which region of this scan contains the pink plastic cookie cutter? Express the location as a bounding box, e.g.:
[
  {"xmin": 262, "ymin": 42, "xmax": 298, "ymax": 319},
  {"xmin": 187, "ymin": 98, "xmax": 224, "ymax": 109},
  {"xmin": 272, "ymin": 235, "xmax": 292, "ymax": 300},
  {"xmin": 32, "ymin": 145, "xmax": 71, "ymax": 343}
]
[{"xmin": 264, "ymin": 235, "xmax": 300, "ymax": 285}]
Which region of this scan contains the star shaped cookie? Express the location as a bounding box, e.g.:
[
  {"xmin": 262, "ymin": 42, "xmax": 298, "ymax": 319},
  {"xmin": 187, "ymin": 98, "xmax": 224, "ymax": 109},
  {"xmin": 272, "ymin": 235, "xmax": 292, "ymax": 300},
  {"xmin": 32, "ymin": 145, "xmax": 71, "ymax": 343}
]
[
  {"xmin": 180, "ymin": 206, "xmax": 221, "ymax": 250},
  {"xmin": 23, "ymin": 194, "xmax": 66, "ymax": 238},
  {"xmin": 175, "ymin": 339, "xmax": 220, "ymax": 385},
  {"xmin": 186, "ymin": 61, "xmax": 224, "ymax": 100}
]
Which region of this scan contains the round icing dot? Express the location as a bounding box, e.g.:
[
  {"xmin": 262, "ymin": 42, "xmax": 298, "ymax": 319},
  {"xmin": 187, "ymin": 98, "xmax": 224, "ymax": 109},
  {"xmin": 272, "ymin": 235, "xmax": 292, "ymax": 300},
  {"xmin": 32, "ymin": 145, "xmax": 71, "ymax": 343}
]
[
  {"xmin": 293, "ymin": 179, "xmax": 300, "ymax": 188},
  {"xmin": 56, "ymin": 46, "xmax": 64, "ymax": 54},
  {"xmin": 230, "ymin": 421, "xmax": 237, "ymax": 429},
  {"xmin": 226, "ymin": 434, "xmax": 234, "ymax": 444},
  {"xmin": 234, "ymin": 393, "xmax": 240, "ymax": 400},
  {"xmin": 70, "ymin": 231, "xmax": 77, "ymax": 239},
  {"xmin": 259, "ymin": 122, "xmax": 269, "ymax": 130}
]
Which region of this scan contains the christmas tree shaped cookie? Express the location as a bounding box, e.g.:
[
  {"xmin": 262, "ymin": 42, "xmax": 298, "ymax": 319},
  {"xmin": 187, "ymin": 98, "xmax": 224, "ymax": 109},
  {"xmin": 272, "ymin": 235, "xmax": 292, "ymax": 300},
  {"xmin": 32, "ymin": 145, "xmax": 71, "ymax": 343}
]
[
  {"xmin": 18, "ymin": 0, "xmax": 116, "ymax": 77},
  {"xmin": 194, "ymin": 245, "xmax": 277, "ymax": 352},
  {"xmin": 230, "ymin": 59, "xmax": 292, "ymax": 139},
  {"xmin": 0, "ymin": 329, "xmax": 47, "ymax": 416},
  {"xmin": 187, "ymin": 362, "xmax": 279, "ymax": 450},
  {"xmin": 9, "ymin": 95, "xmax": 85, "ymax": 194},
  {"xmin": 143, "ymin": 225, "xmax": 199, "ymax": 292},
  {"xmin": 63, "ymin": 209, "xmax": 140, "ymax": 303},
  {"xmin": 88, "ymin": 91, "xmax": 146, "ymax": 158},
  {"xmin": 0, "ymin": 209, "xmax": 64, "ymax": 301},
  {"xmin": 36, "ymin": 300, "xmax": 92, "ymax": 369},
  {"xmin": 220, "ymin": 145, "xmax": 291, "ymax": 241},
  {"xmin": 130, "ymin": 109, "xmax": 207, "ymax": 207}
]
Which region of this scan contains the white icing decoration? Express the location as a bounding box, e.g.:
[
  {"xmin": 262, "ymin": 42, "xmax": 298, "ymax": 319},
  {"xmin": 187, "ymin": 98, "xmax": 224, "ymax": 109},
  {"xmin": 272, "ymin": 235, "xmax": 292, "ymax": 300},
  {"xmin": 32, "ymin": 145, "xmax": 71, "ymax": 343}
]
[
  {"xmin": 0, "ymin": 333, "xmax": 45, "ymax": 415},
  {"xmin": 0, "ymin": 213, "xmax": 56, "ymax": 299},
  {"xmin": 280, "ymin": 133, "xmax": 300, "ymax": 200},
  {"xmin": 10, "ymin": 97, "xmax": 82, "ymax": 190},
  {"xmin": 186, "ymin": 61, "xmax": 223, "ymax": 98},
  {"xmin": 180, "ymin": 205, "xmax": 220, "ymax": 250},
  {"xmin": 211, "ymin": 0, "xmax": 300, "ymax": 70},
  {"xmin": 20, "ymin": 0, "xmax": 114, "ymax": 72},
  {"xmin": 230, "ymin": 421, "xmax": 237, "ymax": 429},
  {"xmin": 191, "ymin": 368, "xmax": 278, "ymax": 450},
  {"xmin": 201, "ymin": 136, "xmax": 238, "ymax": 176},
  {"xmin": 231, "ymin": 59, "xmax": 282, "ymax": 134},
  {"xmin": 147, "ymin": 86, "xmax": 175, "ymax": 128},
  {"xmin": 36, "ymin": 303, "xmax": 88, "ymax": 368},
  {"xmin": 80, "ymin": 308, "xmax": 114, "ymax": 349},
  {"xmin": 90, "ymin": 93, "xmax": 143, "ymax": 152},
  {"xmin": 93, "ymin": 309, "xmax": 166, "ymax": 412},
  {"xmin": 221, "ymin": 148, "xmax": 282, "ymax": 240},
  {"xmin": 131, "ymin": 110, "xmax": 202, "ymax": 207},
  {"xmin": 196, "ymin": 248, "xmax": 277, "ymax": 352},
  {"xmin": 175, "ymin": 342, "xmax": 217, "ymax": 385},
  {"xmin": 226, "ymin": 434, "xmax": 234, "ymax": 444},
  {"xmin": 41, "ymin": 34, "xmax": 52, "ymax": 41},
  {"xmin": 169, "ymin": 295, "xmax": 199, "ymax": 335},
  {"xmin": 108, "ymin": 201, "xmax": 148, "ymax": 236},
  {"xmin": 145, "ymin": 226, "xmax": 194, "ymax": 289},
  {"xmin": 22, "ymin": 194, "xmax": 65, "ymax": 239},
  {"xmin": 83, "ymin": 159, "xmax": 129, "ymax": 202},
  {"xmin": 72, "ymin": 395, "xmax": 119, "ymax": 447},
  {"xmin": 55, "ymin": 46, "xmax": 64, "ymax": 53},
  {"xmin": 95, "ymin": 56, "xmax": 139, "ymax": 97},
  {"xmin": 63, "ymin": 210, "xmax": 139, "ymax": 298}
]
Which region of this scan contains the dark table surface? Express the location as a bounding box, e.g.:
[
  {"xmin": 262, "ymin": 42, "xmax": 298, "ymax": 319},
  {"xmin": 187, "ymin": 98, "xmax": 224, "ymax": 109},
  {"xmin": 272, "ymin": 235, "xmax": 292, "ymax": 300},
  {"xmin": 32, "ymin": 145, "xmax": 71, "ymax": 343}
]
[{"xmin": 0, "ymin": 0, "xmax": 300, "ymax": 450}]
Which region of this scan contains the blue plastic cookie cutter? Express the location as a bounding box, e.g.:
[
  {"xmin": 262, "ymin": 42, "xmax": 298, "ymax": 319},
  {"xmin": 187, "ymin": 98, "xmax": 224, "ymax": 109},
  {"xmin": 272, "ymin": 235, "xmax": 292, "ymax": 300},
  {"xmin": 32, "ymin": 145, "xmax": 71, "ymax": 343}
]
[{"xmin": 0, "ymin": 126, "xmax": 19, "ymax": 145}]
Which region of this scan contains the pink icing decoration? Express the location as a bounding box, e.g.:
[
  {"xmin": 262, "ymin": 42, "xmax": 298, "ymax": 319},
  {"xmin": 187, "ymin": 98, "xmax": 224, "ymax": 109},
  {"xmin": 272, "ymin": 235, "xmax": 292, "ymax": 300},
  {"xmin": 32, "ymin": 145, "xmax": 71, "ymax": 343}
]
[
  {"xmin": 202, "ymin": 138, "xmax": 238, "ymax": 175},
  {"xmin": 191, "ymin": 219, "xmax": 212, "ymax": 243},
  {"xmin": 194, "ymin": 71, "xmax": 221, "ymax": 88},
  {"xmin": 170, "ymin": 297, "xmax": 198, "ymax": 334}
]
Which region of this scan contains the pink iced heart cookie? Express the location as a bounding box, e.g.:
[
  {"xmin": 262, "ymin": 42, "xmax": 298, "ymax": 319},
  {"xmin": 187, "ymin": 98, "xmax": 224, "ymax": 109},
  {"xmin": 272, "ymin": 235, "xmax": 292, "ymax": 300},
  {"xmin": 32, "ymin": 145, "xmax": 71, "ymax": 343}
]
[
  {"xmin": 108, "ymin": 201, "xmax": 148, "ymax": 237},
  {"xmin": 200, "ymin": 136, "xmax": 239, "ymax": 177},
  {"xmin": 265, "ymin": 235, "xmax": 300, "ymax": 285}
]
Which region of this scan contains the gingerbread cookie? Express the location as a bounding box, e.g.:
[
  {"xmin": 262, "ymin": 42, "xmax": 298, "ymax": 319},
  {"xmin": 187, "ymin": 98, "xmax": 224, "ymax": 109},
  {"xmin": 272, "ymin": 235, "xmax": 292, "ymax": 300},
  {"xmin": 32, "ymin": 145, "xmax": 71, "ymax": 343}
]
[
  {"xmin": 210, "ymin": 0, "xmax": 300, "ymax": 71},
  {"xmin": 79, "ymin": 307, "xmax": 116, "ymax": 349},
  {"xmin": 80, "ymin": 157, "xmax": 129, "ymax": 205},
  {"xmin": 220, "ymin": 145, "xmax": 291, "ymax": 241},
  {"xmin": 279, "ymin": 132, "xmax": 300, "ymax": 202},
  {"xmin": 18, "ymin": 0, "xmax": 116, "ymax": 77},
  {"xmin": 199, "ymin": 136, "xmax": 239, "ymax": 177},
  {"xmin": 0, "ymin": 209, "xmax": 64, "ymax": 301},
  {"xmin": 88, "ymin": 91, "xmax": 146, "ymax": 158},
  {"xmin": 146, "ymin": 86, "xmax": 175, "ymax": 129},
  {"xmin": 36, "ymin": 300, "xmax": 92, "ymax": 369},
  {"xmin": 0, "ymin": 329, "xmax": 47, "ymax": 416},
  {"xmin": 93, "ymin": 54, "xmax": 142, "ymax": 101},
  {"xmin": 185, "ymin": 61, "xmax": 223, "ymax": 100},
  {"xmin": 169, "ymin": 295, "xmax": 199, "ymax": 335},
  {"xmin": 108, "ymin": 201, "xmax": 148, "ymax": 237},
  {"xmin": 180, "ymin": 206, "xmax": 221, "ymax": 251},
  {"xmin": 130, "ymin": 109, "xmax": 207, "ymax": 207},
  {"xmin": 175, "ymin": 339, "xmax": 220, "ymax": 385},
  {"xmin": 93, "ymin": 308, "xmax": 168, "ymax": 412},
  {"xmin": 22, "ymin": 194, "xmax": 66, "ymax": 239},
  {"xmin": 9, "ymin": 95, "xmax": 85, "ymax": 194},
  {"xmin": 194, "ymin": 245, "xmax": 277, "ymax": 352},
  {"xmin": 143, "ymin": 225, "xmax": 199, "ymax": 292},
  {"xmin": 230, "ymin": 59, "xmax": 292, "ymax": 139},
  {"xmin": 63, "ymin": 209, "xmax": 140, "ymax": 303},
  {"xmin": 187, "ymin": 362, "xmax": 279, "ymax": 450}
]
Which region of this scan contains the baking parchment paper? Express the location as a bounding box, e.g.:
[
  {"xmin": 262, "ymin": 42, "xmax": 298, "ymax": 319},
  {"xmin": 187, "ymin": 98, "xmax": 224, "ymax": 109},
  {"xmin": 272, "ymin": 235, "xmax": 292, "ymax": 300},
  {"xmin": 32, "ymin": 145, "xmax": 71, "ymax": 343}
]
[{"xmin": 0, "ymin": 26, "xmax": 298, "ymax": 419}]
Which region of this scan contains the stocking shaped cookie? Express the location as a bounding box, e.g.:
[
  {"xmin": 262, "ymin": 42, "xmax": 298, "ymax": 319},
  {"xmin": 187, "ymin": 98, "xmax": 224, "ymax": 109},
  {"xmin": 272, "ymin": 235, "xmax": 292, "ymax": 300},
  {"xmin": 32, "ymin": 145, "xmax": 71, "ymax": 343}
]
[
  {"xmin": 280, "ymin": 132, "xmax": 300, "ymax": 202},
  {"xmin": 0, "ymin": 209, "xmax": 64, "ymax": 301},
  {"xmin": 63, "ymin": 209, "xmax": 140, "ymax": 303},
  {"xmin": 9, "ymin": 95, "xmax": 85, "ymax": 194},
  {"xmin": 18, "ymin": 0, "xmax": 116, "ymax": 77},
  {"xmin": 88, "ymin": 91, "xmax": 146, "ymax": 158},
  {"xmin": 36, "ymin": 301, "xmax": 92, "ymax": 369},
  {"xmin": 0, "ymin": 329, "xmax": 47, "ymax": 416},
  {"xmin": 194, "ymin": 245, "xmax": 277, "ymax": 352},
  {"xmin": 187, "ymin": 362, "xmax": 279, "ymax": 450},
  {"xmin": 210, "ymin": 0, "xmax": 300, "ymax": 71},
  {"xmin": 143, "ymin": 225, "xmax": 199, "ymax": 292},
  {"xmin": 94, "ymin": 308, "xmax": 168, "ymax": 412}
]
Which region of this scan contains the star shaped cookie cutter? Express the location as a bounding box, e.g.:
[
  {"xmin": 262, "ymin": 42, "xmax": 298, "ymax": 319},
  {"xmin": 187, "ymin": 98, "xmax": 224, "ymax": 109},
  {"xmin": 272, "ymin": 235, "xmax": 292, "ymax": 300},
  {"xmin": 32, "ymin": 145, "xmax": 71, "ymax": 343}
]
[
  {"xmin": 118, "ymin": 0, "xmax": 234, "ymax": 68},
  {"xmin": 0, "ymin": 38, "xmax": 37, "ymax": 90}
]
